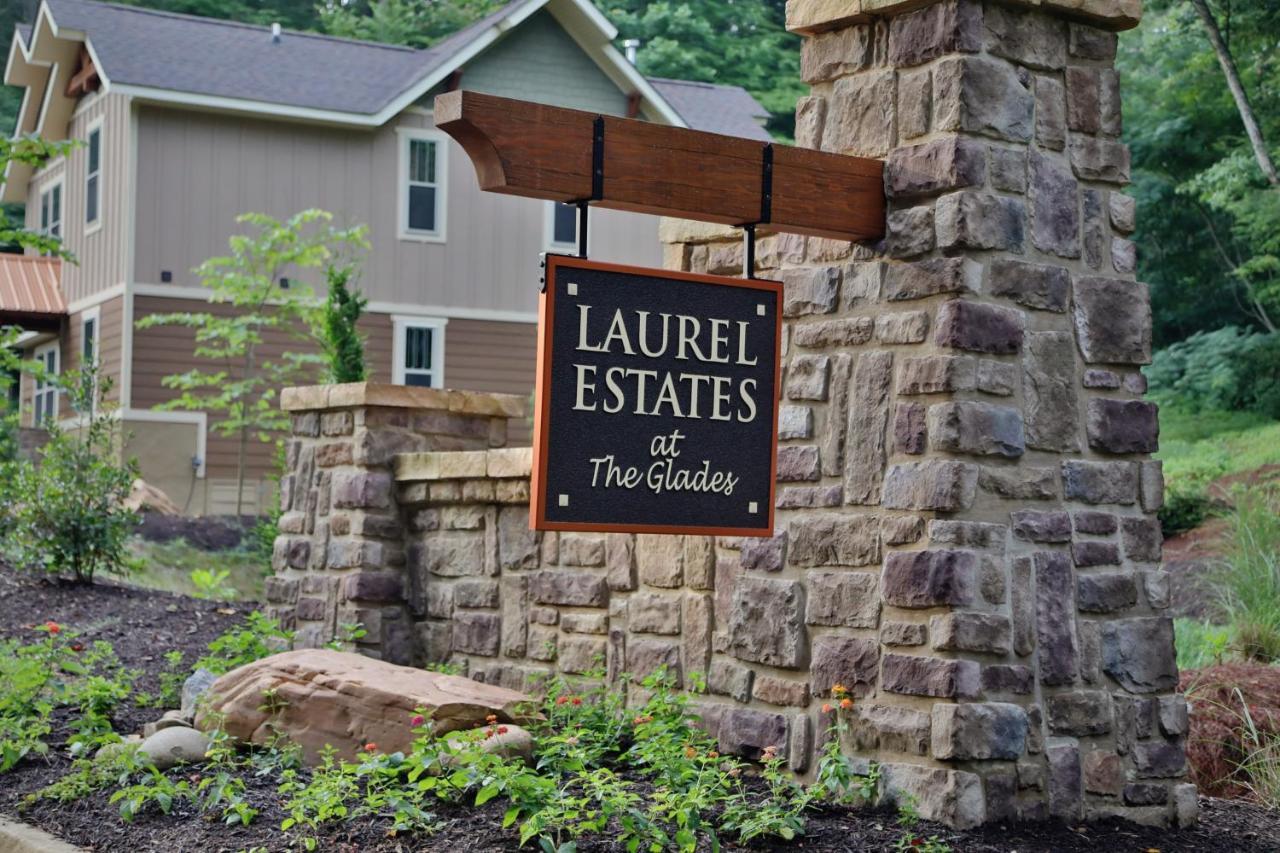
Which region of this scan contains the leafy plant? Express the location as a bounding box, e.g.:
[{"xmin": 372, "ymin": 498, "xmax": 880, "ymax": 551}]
[
  {"xmin": 135, "ymin": 210, "xmax": 367, "ymax": 516},
  {"xmin": 110, "ymin": 766, "xmax": 194, "ymax": 821},
  {"xmin": 195, "ymin": 611, "xmax": 294, "ymax": 675},
  {"xmin": 1146, "ymin": 326, "xmax": 1280, "ymax": 418},
  {"xmin": 324, "ymin": 622, "xmax": 368, "ymax": 651},
  {"xmin": 0, "ymin": 367, "xmax": 140, "ymax": 584},
  {"xmin": 1175, "ymin": 618, "xmax": 1233, "ymax": 670},
  {"xmin": 719, "ymin": 744, "xmax": 809, "ymax": 843},
  {"xmin": 191, "ymin": 568, "xmax": 237, "ymax": 600}
]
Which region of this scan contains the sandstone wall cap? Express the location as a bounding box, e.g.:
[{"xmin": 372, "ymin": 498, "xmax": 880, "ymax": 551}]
[
  {"xmin": 281, "ymin": 382, "xmax": 526, "ymax": 418},
  {"xmin": 785, "ymin": 0, "xmax": 1141, "ymax": 35},
  {"xmin": 396, "ymin": 447, "xmax": 535, "ymax": 482}
]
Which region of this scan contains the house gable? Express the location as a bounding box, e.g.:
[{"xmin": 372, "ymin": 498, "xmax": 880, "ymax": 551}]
[{"xmin": 452, "ymin": 10, "xmax": 630, "ymax": 117}]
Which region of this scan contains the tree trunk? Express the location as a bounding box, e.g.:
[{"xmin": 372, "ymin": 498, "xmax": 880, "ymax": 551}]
[{"xmin": 1190, "ymin": 0, "xmax": 1279, "ymax": 187}]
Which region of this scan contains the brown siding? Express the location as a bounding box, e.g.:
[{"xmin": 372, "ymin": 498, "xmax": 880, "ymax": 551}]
[
  {"xmin": 131, "ymin": 298, "xmax": 535, "ymax": 477},
  {"xmin": 132, "ymin": 295, "xmax": 322, "ymax": 478}
]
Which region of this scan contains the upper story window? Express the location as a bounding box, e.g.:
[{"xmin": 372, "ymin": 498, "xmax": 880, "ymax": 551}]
[
  {"xmin": 547, "ymin": 202, "xmax": 579, "ymax": 252},
  {"xmin": 392, "ymin": 316, "xmax": 447, "ymax": 388},
  {"xmin": 40, "ymin": 182, "xmax": 62, "ymax": 239},
  {"xmin": 398, "ymin": 129, "xmax": 446, "ymax": 242},
  {"xmin": 85, "ymin": 124, "xmax": 102, "ymax": 229},
  {"xmin": 32, "ymin": 342, "xmax": 58, "ymax": 426}
]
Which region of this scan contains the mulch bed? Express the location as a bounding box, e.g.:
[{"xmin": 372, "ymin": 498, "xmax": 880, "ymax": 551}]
[{"xmin": 2, "ymin": 566, "xmax": 1279, "ymax": 852}]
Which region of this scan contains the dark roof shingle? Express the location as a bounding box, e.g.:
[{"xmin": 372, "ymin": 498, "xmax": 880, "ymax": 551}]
[{"xmin": 647, "ymin": 77, "xmax": 772, "ymax": 141}]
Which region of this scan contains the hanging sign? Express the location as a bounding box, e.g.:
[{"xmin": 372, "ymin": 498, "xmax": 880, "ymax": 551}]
[{"xmin": 531, "ymin": 255, "xmax": 782, "ymax": 537}]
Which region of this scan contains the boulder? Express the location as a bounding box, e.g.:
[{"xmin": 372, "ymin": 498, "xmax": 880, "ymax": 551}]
[
  {"xmin": 196, "ymin": 649, "xmax": 535, "ymax": 763},
  {"xmin": 122, "ymin": 478, "xmax": 182, "ymax": 515},
  {"xmin": 182, "ymin": 668, "xmax": 217, "ymax": 716}
]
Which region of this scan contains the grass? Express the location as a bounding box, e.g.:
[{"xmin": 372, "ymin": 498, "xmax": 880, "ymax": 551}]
[
  {"xmin": 1213, "ymin": 486, "xmax": 1280, "ymax": 663},
  {"xmin": 1155, "ymin": 410, "xmax": 1280, "ymax": 534},
  {"xmin": 124, "ymin": 537, "xmax": 268, "ymax": 602}
]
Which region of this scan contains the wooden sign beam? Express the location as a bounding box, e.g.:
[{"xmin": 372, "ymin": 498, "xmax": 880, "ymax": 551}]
[{"xmin": 434, "ymin": 90, "xmax": 885, "ymax": 243}]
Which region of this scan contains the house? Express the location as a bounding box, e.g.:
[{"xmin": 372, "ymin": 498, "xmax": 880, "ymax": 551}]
[{"xmin": 0, "ymin": 0, "xmax": 771, "ymax": 514}]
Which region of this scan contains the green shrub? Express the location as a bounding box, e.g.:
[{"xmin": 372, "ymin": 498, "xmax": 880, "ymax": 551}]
[
  {"xmin": 1213, "ymin": 486, "xmax": 1280, "ymax": 663},
  {"xmin": 1146, "ymin": 326, "xmax": 1280, "ymax": 418},
  {"xmin": 1160, "ymin": 482, "xmax": 1214, "ymax": 535},
  {"xmin": 0, "ymin": 368, "xmax": 139, "ymax": 584},
  {"xmin": 318, "ymin": 263, "xmax": 368, "ymax": 384}
]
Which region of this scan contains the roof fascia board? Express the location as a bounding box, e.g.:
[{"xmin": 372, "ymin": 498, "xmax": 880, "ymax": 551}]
[
  {"xmin": 112, "ymin": 83, "xmax": 389, "ymax": 127},
  {"xmin": 368, "ymin": 0, "xmax": 550, "ymax": 124}
]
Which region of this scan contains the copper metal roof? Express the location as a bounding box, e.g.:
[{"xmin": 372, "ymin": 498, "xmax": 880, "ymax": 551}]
[{"xmin": 0, "ymin": 254, "xmax": 66, "ymax": 322}]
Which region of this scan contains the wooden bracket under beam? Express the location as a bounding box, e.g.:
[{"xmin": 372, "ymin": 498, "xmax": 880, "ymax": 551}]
[
  {"xmin": 434, "ymin": 90, "xmax": 885, "ymax": 243},
  {"xmin": 65, "ymin": 46, "xmax": 100, "ymax": 98}
]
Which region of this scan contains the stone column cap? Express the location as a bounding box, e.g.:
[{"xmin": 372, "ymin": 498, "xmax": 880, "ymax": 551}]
[
  {"xmin": 785, "ymin": 0, "xmax": 1141, "ymax": 34},
  {"xmin": 396, "ymin": 447, "xmax": 533, "ymax": 482},
  {"xmin": 281, "ymin": 382, "xmax": 526, "ymax": 418}
]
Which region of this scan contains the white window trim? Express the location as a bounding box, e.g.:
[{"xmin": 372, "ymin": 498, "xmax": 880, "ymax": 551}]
[
  {"xmin": 40, "ymin": 177, "xmax": 64, "ymax": 240},
  {"xmin": 32, "ymin": 340, "xmax": 59, "ymax": 425},
  {"xmin": 80, "ymin": 305, "xmax": 101, "ymax": 368},
  {"xmin": 84, "ymin": 118, "xmax": 104, "ymax": 236},
  {"xmin": 544, "ymin": 200, "xmax": 584, "ymax": 253},
  {"xmin": 391, "ymin": 315, "xmax": 448, "ymax": 388},
  {"xmin": 396, "ymin": 127, "xmax": 448, "ymax": 244}
]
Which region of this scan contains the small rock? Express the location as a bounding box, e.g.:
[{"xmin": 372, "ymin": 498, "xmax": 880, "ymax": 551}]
[
  {"xmin": 143, "ymin": 713, "xmax": 192, "ymax": 738},
  {"xmin": 140, "ymin": 726, "xmax": 211, "ymax": 769},
  {"xmin": 182, "ymin": 668, "xmax": 218, "ymax": 716}
]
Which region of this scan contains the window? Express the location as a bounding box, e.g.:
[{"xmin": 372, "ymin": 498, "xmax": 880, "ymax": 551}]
[
  {"xmin": 85, "ymin": 125, "xmax": 101, "ymax": 228},
  {"xmin": 82, "ymin": 312, "xmax": 98, "ymax": 367},
  {"xmin": 547, "ymin": 201, "xmax": 579, "ymax": 251},
  {"xmin": 392, "ymin": 316, "xmax": 447, "ymax": 388},
  {"xmin": 40, "ymin": 182, "xmax": 62, "ymax": 239},
  {"xmin": 32, "ymin": 342, "xmax": 59, "ymax": 426},
  {"xmin": 398, "ymin": 130, "xmax": 446, "ymax": 241}
]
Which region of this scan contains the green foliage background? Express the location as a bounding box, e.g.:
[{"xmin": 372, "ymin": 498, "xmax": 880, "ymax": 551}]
[{"xmin": 3, "ymin": 0, "xmax": 1278, "ymax": 347}]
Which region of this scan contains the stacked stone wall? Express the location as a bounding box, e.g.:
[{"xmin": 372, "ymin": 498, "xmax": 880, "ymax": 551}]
[{"xmin": 269, "ymin": 0, "xmax": 1191, "ymax": 829}]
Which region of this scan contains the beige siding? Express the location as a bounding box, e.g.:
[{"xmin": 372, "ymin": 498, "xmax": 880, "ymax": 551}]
[
  {"xmin": 26, "ymin": 92, "xmax": 132, "ymax": 303},
  {"xmin": 132, "ymin": 106, "xmax": 663, "ymax": 314}
]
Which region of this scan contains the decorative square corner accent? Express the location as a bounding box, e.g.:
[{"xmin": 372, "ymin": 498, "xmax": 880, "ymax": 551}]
[
  {"xmin": 756, "ymin": 304, "xmax": 767, "ymax": 316},
  {"xmin": 748, "ymin": 501, "xmax": 759, "ymax": 514},
  {"xmin": 558, "ymin": 493, "xmax": 570, "ymax": 507},
  {"xmin": 567, "ymin": 282, "xmax": 579, "ymax": 296}
]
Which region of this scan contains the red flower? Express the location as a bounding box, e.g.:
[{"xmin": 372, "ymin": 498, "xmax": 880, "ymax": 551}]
[
  {"xmin": 497, "ymin": 726, "xmax": 509, "ymax": 735},
  {"xmin": 364, "ymin": 743, "xmax": 377, "ymax": 752},
  {"xmin": 571, "ymin": 697, "xmax": 582, "ymax": 706},
  {"xmin": 410, "ymin": 714, "xmax": 425, "ymax": 728},
  {"xmin": 44, "ymin": 621, "xmax": 61, "ymax": 634},
  {"xmin": 821, "ymin": 703, "xmax": 833, "ymax": 714},
  {"xmin": 910, "ymin": 839, "xmax": 923, "ymax": 848},
  {"xmin": 556, "ymin": 696, "xmax": 569, "ymax": 706},
  {"xmin": 484, "ymin": 730, "xmax": 494, "ymax": 739},
  {"xmin": 70, "ymin": 643, "xmax": 84, "ymax": 653}
]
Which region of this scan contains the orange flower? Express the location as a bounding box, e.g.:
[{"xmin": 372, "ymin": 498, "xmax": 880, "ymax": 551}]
[
  {"xmin": 556, "ymin": 696, "xmax": 569, "ymax": 706},
  {"xmin": 821, "ymin": 703, "xmax": 833, "ymax": 714},
  {"xmin": 708, "ymin": 750, "xmax": 719, "ymax": 759},
  {"xmin": 762, "ymin": 745, "xmax": 778, "ymax": 760},
  {"xmin": 43, "ymin": 621, "xmax": 61, "ymax": 634},
  {"xmin": 684, "ymin": 746, "xmax": 697, "ymax": 759},
  {"xmin": 364, "ymin": 743, "xmax": 377, "ymax": 752},
  {"xmin": 484, "ymin": 730, "xmax": 494, "ymax": 739},
  {"xmin": 840, "ymin": 698, "xmax": 854, "ymax": 710},
  {"xmin": 486, "ymin": 714, "xmax": 498, "ymax": 724},
  {"xmin": 831, "ymin": 684, "xmax": 847, "ymax": 696}
]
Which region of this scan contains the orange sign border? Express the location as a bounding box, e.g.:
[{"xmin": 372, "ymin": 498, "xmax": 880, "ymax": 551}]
[{"xmin": 530, "ymin": 254, "xmax": 784, "ymax": 537}]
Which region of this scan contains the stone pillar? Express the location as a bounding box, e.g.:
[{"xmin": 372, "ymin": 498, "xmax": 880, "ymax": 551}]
[
  {"xmin": 662, "ymin": 0, "xmax": 1190, "ymax": 829},
  {"xmin": 266, "ymin": 383, "xmax": 523, "ymax": 665}
]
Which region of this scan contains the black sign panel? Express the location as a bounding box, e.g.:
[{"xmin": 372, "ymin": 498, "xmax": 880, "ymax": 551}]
[{"xmin": 531, "ymin": 255, "xmax": 782, "ymax": 537}]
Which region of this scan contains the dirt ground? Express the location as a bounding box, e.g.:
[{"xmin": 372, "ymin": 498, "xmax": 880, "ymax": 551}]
[{"xmin": 2, "ymin": 566, "xmax": 1279, "ymax": 852}]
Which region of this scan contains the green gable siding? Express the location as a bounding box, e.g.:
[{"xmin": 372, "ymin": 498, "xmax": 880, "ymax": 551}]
[{"xmin": 457, "ymin": 11, "xmax": 629, "ymax": 116}]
